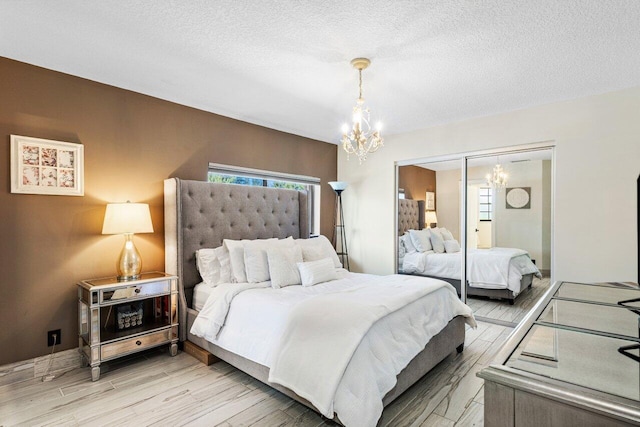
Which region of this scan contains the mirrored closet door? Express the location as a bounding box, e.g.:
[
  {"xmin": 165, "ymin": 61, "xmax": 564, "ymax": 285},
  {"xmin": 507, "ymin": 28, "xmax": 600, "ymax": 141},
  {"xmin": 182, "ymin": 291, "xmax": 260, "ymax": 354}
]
[{"xmin": 396, "ymin": 145, "xmax": 554, "ymax": 326}]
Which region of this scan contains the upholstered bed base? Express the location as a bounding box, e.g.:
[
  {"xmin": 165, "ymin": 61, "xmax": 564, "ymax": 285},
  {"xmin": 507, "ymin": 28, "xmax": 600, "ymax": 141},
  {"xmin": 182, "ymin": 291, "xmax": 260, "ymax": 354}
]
[
  {"xmin": 165, "ymin": 178, "xmax": 466, "ymax": 421},
  {"xmin": 413, "ymin": 273, "xmax": 535, "ymax": 305},
  {"xmin": 186, "ymin": 308, "xmax": 465, "ymax": 418}
]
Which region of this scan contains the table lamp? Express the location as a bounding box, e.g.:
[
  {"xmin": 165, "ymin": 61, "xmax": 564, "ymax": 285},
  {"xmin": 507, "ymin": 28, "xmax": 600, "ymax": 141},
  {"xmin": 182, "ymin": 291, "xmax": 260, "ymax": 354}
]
[
  {"xmin": 102, "ymin": 201, "xmax": 153, "ymax": 281},
  {"xmin": 425, "ymin": 210, "xmax": 438, "ymax": 228}
]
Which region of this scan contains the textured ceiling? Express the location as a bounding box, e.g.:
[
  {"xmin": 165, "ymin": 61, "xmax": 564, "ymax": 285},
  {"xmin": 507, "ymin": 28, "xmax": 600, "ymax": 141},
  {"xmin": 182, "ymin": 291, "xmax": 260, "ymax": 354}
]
[{"xmin": 1, "ymin": 1, "xmax": 640, "ymax": 144}]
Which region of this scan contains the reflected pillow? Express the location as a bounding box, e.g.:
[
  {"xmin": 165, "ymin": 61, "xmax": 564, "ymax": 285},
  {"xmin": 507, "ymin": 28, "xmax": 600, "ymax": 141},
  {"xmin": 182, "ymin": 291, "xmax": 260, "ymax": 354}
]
[
  {"xmin": 444, "ymin": 239, "xmax": 461, "ymax": 253},
  {"xmin": 409, "ymin": 229, "xmax": 432, "ymax": 252},
  {"xmin": 402, "ymin": 232, "xmax": 417, "ymax": 253},
  {"xmin": 429, "ymin": 228, "xmax": 446, "ymax": 253},
  {"xmin": 440, "ymin": 228, "xmax": 455, "ymax": 241}
]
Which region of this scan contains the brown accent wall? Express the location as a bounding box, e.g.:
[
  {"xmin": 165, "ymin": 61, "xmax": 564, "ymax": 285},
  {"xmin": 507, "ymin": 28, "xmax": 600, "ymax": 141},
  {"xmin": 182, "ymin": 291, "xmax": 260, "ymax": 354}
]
[
  {"xmin": 398, "ymin": 165, "xmax": 436, "ymax": 207},
  {"xmin": 0, "ymin": 57, "xmax": 337, "ymax": 365}
]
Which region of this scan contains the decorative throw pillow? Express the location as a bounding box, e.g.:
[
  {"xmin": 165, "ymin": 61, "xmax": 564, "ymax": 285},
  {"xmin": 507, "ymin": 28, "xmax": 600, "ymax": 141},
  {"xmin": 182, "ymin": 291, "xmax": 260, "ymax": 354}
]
[
  {"xmin": 429, "ymin": 228, "xmax": 446, "ymax": 253},
  {"xmin": 440, "ymin": 228, "xmax": 455, "ymax": 241},
  {"xmin": 267, "ymin": 246, "xmax": 303, "ymax": 288},
  {"xmin": 243, "ymin": 238, "xmax": 295, "ymax": 283},
  {"xmin": 296, "ymin": 235, "xmax": 342, "ymax": 268},
  {"xmin": 409, "ymin": 229, "xmax": 433, "ymax": 252},
  {"xmin": 297, "ymin": 258, "xmax": 338, "ymax": 287},
  {"xmin": 444, "ymin": 239, "xmax": 461, "ymax": 253},
  {"xmin": 224, "ymin": 238, "xmax": 278, "ymax": 283}
]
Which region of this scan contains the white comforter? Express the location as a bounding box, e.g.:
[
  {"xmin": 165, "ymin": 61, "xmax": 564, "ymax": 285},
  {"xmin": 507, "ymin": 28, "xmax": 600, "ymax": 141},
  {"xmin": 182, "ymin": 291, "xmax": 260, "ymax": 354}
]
[
  {"xmin": 190, "ymin": 272, "xmax": 475, "ymax": 427},
  {"xmin": 403, "ymin": 247, "xmax": 541, "ymax": 293}
]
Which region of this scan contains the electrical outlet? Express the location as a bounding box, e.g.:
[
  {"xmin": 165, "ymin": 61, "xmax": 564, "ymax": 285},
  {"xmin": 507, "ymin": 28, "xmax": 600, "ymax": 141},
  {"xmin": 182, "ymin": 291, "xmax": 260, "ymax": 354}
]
[{"xmin": 47, "ymin": 329, "xmax": 61, "ymax": 347}]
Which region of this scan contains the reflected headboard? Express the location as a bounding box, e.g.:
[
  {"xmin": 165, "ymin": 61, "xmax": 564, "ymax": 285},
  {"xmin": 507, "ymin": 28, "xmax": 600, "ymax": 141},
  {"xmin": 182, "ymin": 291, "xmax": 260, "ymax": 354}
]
[
  {"xmin": 398, "ymin": 199, "xmax": 425, "ymax": 235},
  {"xmin": 164, "ymin": 178, "xmax": 309, "ymax": 340}
]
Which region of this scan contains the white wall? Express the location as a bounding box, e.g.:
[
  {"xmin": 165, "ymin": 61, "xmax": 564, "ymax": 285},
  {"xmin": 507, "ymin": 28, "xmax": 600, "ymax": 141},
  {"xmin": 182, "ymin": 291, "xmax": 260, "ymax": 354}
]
[
  {"xmin": 435, "ymin": 168, "xmax": 461, "ymax": 239},
  {"xmin": 493, "ymin": 160, "xmax": 545, "ymax": 268},
  {"xmin": 339, "ymin": 87, "xmax": 640, "ymax": 283}
]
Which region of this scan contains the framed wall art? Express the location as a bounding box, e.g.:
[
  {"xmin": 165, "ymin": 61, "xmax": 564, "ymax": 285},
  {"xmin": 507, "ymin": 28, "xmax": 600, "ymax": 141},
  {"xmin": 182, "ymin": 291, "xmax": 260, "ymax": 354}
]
[
  {"xmin": 425, "ymin": 191, "xmax": 435, "ymax": 210},
  {"xmin": 506, "ymin": 187, "xmax": 531, "ymax": 209},
  {"xmin": 10, "ymin": 135, "xmax": 84, "ymax": 196}
]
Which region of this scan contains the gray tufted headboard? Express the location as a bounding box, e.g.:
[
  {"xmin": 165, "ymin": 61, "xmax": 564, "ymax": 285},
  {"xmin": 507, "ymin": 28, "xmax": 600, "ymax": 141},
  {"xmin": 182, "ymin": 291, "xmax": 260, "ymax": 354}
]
[
  {"xmin": 398, "ymin": 199, "xmax": 425, "ymax": 235},
  {"xmin": 164, "ymin": 178, "xmax": 309, "ymax": 339}
]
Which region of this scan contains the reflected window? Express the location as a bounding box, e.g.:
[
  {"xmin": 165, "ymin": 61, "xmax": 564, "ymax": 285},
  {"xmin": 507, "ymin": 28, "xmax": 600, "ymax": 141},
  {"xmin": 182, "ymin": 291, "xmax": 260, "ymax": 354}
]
[{"xmin": 479, "ymin": 187, "xmax": 492, "ymax": 221}]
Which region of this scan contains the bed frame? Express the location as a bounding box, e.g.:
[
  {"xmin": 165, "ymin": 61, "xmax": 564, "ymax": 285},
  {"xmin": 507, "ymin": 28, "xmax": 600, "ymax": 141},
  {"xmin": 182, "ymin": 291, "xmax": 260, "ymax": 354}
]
[
  {"xmin": 398, "ymin": 199, "xmax": 534, "ymax": 305},
  {"xmin": 165, "ymin": 178, "xmax": 465, "ymax": 421}
]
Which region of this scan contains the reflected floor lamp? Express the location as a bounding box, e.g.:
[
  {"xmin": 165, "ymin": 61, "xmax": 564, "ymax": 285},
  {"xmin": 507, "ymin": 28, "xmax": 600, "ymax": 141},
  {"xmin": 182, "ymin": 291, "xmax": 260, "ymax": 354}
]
[{"xmin": 329, "ymin": 181, "xmax": 350, "ymax": 270}]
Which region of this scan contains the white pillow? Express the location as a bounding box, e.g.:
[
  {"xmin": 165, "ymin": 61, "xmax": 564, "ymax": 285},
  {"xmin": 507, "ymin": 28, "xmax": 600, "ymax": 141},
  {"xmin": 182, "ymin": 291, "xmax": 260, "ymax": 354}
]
[
  {"xmin": 216, "ymin": 246, "xmax": 232, "ymax": 284},
  {"xmin": 267, "ymin": 246, "xmax": 303, "ymax": 288},
  {"xmin": 444, "ymin": 239, "xmax": 461, "ymax": 253},
  {"xmin": 403, "ymin": 231, "xmax": 417, "ymax": 253},
  {"xmin": 409, "ymin": 229, "xmax": 432, "ymax": 252},
  {"xmin": 429, "ymin": 228, "xmax": 446, "ymax": 254},
  {"xmin": 224, "ymin": 238, "xmax": 277, "ymax": 283},
  {"xmin": 244, "ymin": 238, "xmax": 295, "ymax": 283},
  {"xmin": 296, "ymin": 235, "xmax": 342, "ymax": 268},
  {"xmin": 196, "ymin": 249, "xmax": 219, "ymax": 286},
  {"xmin": 195, "ymin": 246, "xmax": 231, "ymax": 286},
  {"xmin": 440, "ymin": 228, "xmax": 454, "ymax": 241},
  {"xmin": 398, "ymin": 236, "xmax": 407, "ymax": 259},
  {"xmin": 297, "ymin": 258, "xmax": 338, "ymax": 287}
]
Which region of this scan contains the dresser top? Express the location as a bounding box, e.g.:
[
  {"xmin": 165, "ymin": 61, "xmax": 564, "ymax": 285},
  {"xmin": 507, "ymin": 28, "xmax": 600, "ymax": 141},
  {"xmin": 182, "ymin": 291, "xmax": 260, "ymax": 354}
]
[{"xmin": 479, "ymin": 280, "xmax": 640, "ymax": 420}]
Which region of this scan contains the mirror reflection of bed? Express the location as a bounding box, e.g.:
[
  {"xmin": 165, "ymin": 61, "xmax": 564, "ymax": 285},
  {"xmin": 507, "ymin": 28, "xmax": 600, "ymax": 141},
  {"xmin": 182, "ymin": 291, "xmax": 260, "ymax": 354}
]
[{"xmin": 397, "ymin": 149, "xmax": 553, "ymax": 325}]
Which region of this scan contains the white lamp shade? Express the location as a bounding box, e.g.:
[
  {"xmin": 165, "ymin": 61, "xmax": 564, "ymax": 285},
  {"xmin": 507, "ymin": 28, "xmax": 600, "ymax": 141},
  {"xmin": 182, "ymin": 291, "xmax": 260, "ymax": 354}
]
[
  {"xmin": 425, "ymin": 210, "xmax": 438, "ymax": 225},
  {"xmin": 102, "ymin": 203, "xmax": 154, "ymax": 235},
  {"xmin": 328, "ymin": 181, "xmax": 348, "ymax": 192}
]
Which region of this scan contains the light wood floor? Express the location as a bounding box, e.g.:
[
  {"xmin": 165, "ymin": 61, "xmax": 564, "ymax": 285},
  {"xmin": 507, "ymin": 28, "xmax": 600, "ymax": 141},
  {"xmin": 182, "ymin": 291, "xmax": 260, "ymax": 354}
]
[
  {"xmin": 467, "ymin": 277, "xmax": 551, "ymax": 325},
  {"xmin": 0, "ymin": 321, "xmax": 512, "ymax": 427}
]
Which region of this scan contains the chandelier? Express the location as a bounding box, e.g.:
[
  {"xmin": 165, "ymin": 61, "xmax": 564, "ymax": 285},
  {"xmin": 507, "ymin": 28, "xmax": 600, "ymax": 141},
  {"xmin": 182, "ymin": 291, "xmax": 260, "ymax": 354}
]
[
  {"xmin": 486, "ymin": 160, "xmax": 508, "ymax": 190},
  {"xmin": 341, "ymin": 58, "xmax": 383, "ymax": 164}
]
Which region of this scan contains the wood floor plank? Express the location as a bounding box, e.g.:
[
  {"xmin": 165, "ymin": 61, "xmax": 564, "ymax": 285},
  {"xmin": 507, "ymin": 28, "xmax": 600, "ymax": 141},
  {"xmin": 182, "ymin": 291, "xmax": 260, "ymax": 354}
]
[
  {"xmin": 433, "ymin": 363, "xmax": 485, "ymax": 422},
  {"xmin": 0, "ymin": 320, "xmax": 513, "ymax": 427}
]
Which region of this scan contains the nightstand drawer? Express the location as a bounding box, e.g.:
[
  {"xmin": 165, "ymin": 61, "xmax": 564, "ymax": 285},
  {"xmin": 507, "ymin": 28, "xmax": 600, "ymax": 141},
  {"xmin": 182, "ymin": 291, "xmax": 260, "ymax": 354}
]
[
  {"xmin": 100, "ymin": 279, "xmax": 171, "ymax": 303},
  {"xmin": 101, "ymin": 328, "xmax": 171, "ymax": 360}
]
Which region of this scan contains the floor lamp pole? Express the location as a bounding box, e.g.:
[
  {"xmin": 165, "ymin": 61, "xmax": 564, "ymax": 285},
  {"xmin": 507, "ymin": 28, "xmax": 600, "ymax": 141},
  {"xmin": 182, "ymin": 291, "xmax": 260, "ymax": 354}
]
[{"xmin": 333, "ymin": 190, "xmax": 350, "ymax": 271}]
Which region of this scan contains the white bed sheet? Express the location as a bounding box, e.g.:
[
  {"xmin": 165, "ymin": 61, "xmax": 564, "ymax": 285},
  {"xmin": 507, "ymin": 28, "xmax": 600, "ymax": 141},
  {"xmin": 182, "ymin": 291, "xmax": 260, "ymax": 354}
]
[{"xmin": 192, "ymin": 281, "xmax": 217, "ymax": 311}]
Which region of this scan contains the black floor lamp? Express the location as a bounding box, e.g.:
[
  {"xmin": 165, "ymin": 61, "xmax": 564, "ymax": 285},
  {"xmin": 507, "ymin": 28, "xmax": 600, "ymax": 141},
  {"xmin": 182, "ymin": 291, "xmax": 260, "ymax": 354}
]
[{"xmin": 329, "ymin": 181, "xmax": 350, "ymax": 270}]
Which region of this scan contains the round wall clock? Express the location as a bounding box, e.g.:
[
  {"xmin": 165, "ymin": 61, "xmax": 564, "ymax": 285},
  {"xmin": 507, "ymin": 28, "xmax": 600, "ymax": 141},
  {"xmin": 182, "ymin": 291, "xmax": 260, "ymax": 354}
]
[{"xmin": 506, "ymin": 187, "xmax": 531, "ymax": 209}]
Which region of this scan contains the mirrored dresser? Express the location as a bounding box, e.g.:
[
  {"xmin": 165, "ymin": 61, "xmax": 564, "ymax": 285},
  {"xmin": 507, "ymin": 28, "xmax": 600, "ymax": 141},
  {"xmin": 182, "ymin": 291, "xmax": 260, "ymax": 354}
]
[{"xmin": 478, "ymin": 281, "xmax": 640, "ymax": 427}]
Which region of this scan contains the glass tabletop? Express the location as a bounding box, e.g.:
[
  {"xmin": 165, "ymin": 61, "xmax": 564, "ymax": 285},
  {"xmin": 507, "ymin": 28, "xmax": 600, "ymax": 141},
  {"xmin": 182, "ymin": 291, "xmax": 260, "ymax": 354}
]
[
  {"xmin": 555, "ymin": 282, "xmax": 640, "ymax": 307},
  {"xmin": 539, "ymin": 299, "xmax": 640, "ymax": 340},
  {"xmin": 506, "ymin": 324, "xmax": 640, "ymax": 401}
]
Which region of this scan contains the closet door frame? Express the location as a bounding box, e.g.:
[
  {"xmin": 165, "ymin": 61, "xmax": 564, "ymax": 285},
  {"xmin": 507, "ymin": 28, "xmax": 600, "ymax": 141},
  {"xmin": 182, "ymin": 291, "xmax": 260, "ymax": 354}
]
[{"xmin": 395, "ymin": 140, "xmax": 555, "ymax": 304}]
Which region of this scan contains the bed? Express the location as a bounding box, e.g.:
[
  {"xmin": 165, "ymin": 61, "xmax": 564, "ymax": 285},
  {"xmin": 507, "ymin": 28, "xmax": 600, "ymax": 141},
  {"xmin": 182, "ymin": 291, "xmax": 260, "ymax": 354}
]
[
  {"xmin": 398, "ymin": 199, "xmax": 540, "ymax": 304},
  {"xmin": 165, "ymin": 178, "xmax": 474, "ymax": 426}
]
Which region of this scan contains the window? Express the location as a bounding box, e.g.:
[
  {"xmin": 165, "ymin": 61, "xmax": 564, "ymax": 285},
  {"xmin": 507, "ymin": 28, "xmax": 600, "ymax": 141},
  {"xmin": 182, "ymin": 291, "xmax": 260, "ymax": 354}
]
[
  {"xmin": 479, "ymin": 187, "xmax": 492, "ymax": 221},
  {"xmin": 207, "ymin": 163, "xmax": 320, "ymax": 235}
]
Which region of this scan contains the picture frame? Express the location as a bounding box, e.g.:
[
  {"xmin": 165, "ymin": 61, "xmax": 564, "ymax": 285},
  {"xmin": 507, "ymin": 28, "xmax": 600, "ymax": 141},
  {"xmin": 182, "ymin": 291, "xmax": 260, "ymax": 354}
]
[
  {"xmin": 506, "ymin": 187, "xmax": 531, "ymax": 209},
  {"xmin": 425, "ymin": 191, "xmax": 435, "ymax": 210},
  {"xmin": 10, "ymin": 135, "xmax": 84, "ymax": 196}
]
